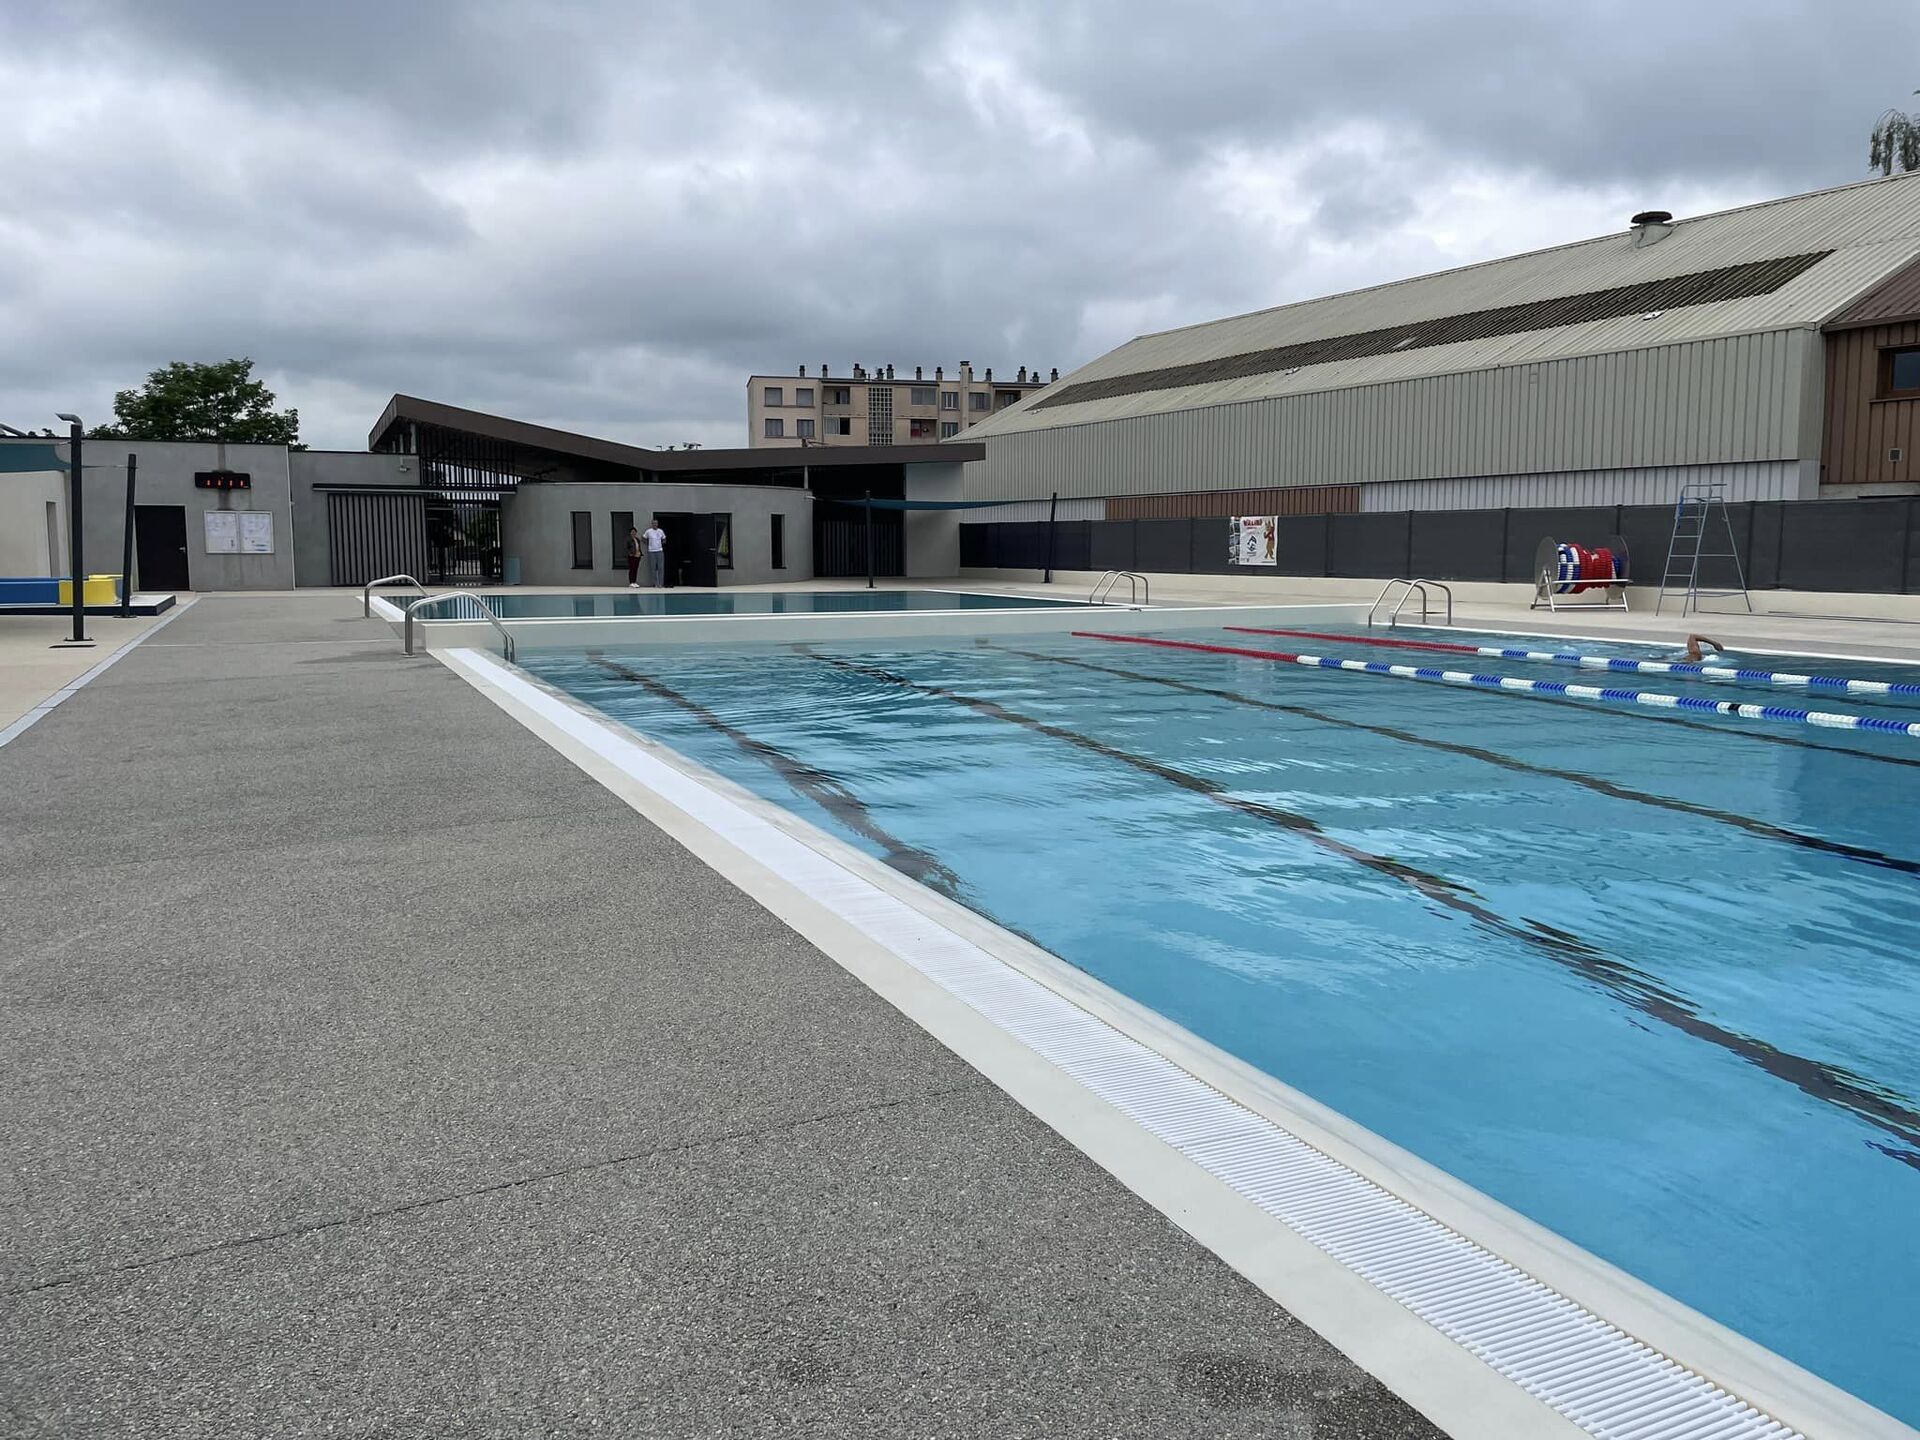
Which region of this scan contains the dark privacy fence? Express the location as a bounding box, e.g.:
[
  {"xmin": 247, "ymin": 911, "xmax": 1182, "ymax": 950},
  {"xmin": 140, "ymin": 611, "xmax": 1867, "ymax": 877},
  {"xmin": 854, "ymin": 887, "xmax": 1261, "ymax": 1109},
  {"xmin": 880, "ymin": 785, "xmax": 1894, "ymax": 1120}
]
[{"xmin": 960, "ymin": 497, "xmax": 1920, "ymax": 594}]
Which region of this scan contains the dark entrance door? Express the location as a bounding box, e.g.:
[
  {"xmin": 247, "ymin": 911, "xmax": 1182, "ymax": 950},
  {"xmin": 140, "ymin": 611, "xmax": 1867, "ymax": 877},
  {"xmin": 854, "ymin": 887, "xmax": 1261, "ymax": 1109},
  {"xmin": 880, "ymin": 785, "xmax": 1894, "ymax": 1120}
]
[
  {"xmin": 657, "ymin": 513, "xmax": 718, "ymax": 587},
  {"xmin": 134, "ymin": 504, "xmax": 190, "ymax": 591}
]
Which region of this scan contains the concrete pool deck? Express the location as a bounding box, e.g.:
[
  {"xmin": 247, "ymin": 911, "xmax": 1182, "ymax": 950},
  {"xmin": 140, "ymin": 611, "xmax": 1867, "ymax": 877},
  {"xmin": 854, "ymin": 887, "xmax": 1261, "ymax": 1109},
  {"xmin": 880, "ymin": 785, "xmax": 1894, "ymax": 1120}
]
[{"xmin": 0, "ymin": 593, "xmax": 1442, "ymax": 1438}]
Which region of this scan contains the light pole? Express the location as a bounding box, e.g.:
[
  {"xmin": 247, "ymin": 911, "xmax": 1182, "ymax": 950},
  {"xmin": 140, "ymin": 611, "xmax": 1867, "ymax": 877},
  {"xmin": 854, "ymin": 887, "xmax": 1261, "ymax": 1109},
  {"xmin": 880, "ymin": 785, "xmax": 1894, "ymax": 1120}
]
[{"xmin": 55, "ymin": 413, "xmax": 91, "ymax": 646}]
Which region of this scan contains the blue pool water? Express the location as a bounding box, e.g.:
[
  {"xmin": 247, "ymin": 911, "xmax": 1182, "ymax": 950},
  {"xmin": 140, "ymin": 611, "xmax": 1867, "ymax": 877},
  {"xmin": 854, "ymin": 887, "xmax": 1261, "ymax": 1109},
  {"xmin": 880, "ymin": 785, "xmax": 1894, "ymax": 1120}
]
[
  {"xmin": 523, "ymin": 624, "xmax": 1920, "ymax": 1422},
  {"xmin": 416, "ymin": 588, "xmax": 1081, "ymax": 619}
]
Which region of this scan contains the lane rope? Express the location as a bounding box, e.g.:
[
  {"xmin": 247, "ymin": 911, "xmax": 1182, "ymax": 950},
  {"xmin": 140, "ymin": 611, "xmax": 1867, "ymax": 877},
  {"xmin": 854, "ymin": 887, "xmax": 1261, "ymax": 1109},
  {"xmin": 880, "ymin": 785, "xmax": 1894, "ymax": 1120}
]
[
  {"xmin": 1226, "ymin": 626, "xmax": 1920, "ymax": 701},
  {"xmin": 1071, "ymin": 632, "xmax": 1920, "ymax": 739}
]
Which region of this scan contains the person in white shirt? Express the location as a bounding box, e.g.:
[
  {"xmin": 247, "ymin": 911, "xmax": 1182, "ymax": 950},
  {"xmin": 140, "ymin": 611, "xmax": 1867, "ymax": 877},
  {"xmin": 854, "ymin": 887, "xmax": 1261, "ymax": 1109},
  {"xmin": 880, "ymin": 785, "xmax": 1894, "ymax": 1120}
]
[{"xmin": 641, "ymin": 520, "xmax": 667, "ymax": 588}]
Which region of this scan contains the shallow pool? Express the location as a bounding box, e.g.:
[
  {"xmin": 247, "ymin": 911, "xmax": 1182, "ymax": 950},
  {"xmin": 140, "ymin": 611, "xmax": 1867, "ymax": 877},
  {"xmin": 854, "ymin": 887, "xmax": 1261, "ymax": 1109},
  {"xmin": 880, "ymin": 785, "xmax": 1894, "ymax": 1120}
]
[{"xmin": 525, "ymin": 624, "xmax": 1920, "ymax": 1423}]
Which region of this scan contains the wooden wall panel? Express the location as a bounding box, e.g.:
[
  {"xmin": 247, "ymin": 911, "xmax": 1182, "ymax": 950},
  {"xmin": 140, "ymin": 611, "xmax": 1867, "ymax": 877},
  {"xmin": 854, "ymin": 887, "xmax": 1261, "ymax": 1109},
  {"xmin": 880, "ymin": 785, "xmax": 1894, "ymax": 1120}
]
[{"xmin": 1823, "ymin": 321, "xmax": 1920, "ymax": 487}]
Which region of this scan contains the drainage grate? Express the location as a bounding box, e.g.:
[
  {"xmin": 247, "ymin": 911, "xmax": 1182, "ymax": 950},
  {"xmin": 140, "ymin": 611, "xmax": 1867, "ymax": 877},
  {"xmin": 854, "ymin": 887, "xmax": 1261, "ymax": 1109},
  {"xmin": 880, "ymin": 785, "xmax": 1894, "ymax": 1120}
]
[{"xmin": 468, "ymin": 653, "xmax": 1806, "ymax": 1440}]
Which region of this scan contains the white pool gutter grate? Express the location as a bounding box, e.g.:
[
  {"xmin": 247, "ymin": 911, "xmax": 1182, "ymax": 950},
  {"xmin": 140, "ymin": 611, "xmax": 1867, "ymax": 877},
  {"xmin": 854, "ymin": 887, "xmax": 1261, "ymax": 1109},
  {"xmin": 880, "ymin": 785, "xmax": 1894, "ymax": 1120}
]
[{"xmin": 457, "ymin": 651, "xmax": 1806, "ymax": 1440}]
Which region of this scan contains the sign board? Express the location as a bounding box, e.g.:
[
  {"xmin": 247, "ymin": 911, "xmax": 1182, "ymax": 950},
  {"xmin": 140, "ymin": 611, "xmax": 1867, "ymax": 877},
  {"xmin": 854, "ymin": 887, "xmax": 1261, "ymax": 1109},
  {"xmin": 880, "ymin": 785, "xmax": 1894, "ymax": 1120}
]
[
  {"xmin": 195, "ymin": 470, "xmax": 252, "ymax": 490},
  {"xmin": 203, "ymin": 511, "xmax": 239, "ymax": 554},
  {"xmin": 239, "ymin": 511, "xmax": 275, "ymax": 554},
  {"xmin": 1230, "ymin": 515, "xmax": 1278, "ymax": 566}
]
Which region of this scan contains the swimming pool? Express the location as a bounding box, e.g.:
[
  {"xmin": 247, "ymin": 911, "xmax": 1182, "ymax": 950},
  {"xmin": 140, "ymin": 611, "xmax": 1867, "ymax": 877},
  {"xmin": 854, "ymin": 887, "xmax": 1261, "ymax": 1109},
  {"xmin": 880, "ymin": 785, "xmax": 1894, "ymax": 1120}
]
[
  {"xmin": 416, "ymin": 588, "xmax": 1088, "ymax": 619},
  {"xmin": 520, "ymin": 622, "xmax": 1920, "ymax": 1424}
]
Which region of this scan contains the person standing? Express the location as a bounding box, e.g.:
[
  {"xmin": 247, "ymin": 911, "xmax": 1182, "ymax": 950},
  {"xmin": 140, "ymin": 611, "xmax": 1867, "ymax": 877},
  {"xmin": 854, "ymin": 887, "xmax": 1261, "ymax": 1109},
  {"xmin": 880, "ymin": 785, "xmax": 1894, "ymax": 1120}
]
[
  {"xmin": 642, "ymin": 518, "xmax": 667, "ymax": 588},
  {"xmin": 625, "ymin": 525, "xmax": 643, "ymax": 587}
]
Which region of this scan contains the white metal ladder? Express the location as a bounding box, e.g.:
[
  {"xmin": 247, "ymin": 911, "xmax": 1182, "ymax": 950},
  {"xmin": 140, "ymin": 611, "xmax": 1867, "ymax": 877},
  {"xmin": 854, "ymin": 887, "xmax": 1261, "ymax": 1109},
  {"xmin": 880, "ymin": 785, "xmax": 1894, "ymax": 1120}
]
[
  {"xmin": 1655, "ymin": 482, "xmax": 1751, "ymax": 616},
  {"xmin": 1365, "ymin": 578, "xmax": 1453, "ymax": 627},
  {"xmin": 1089, "ymin": 570, "xmax": 1150, "ymax": 606}
]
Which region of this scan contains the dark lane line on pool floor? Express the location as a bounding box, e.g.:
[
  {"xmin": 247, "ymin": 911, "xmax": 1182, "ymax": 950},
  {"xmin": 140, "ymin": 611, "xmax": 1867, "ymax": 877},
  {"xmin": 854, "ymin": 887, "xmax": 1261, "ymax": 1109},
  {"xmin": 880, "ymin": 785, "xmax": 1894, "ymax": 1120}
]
[
  {"xmin": 810, "ymin": 651, "xmax": 1920, "ymax": 1170},
  {"xmin": 1002, "ymin": 645, "xmax": 1920, "ymax": 880},
  {"xmin": 585, "ymin": 652, "xmax": 962, "ymax": 898}
]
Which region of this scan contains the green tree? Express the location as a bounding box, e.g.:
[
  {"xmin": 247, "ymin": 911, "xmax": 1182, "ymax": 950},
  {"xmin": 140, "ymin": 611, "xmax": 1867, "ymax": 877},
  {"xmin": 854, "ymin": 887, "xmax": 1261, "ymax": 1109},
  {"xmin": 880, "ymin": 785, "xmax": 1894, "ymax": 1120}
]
[
  {"xmin": 90, "ymin": 358, "xmax": 303, "ymax": 447},
  {"xmin": 1871, "ymin": 95, "xmax": 1920, "ymax": 176}
]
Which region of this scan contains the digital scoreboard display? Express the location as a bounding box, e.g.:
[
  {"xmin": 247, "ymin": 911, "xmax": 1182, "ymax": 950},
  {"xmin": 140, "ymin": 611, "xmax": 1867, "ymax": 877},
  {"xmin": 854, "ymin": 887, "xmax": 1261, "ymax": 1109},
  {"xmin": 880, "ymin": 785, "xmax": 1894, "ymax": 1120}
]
[{"xmin": 194, "ymin": 470, "xmax": 251, "ymax": 490}]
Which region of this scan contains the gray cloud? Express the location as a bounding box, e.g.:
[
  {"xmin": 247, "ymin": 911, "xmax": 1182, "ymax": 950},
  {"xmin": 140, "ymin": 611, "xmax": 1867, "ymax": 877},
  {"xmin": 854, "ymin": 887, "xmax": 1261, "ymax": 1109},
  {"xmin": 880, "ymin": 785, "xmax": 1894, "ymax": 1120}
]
[{"xmin": 3, "ymin": 0, "xmax": 1917, "ymax": 448}]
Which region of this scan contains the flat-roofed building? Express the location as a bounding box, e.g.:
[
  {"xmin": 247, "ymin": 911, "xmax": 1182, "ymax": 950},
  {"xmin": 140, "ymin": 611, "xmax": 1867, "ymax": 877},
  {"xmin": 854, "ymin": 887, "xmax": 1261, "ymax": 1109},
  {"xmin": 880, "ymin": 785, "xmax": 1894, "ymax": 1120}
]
[{"xmin": 749, "ymin": 362, "xmax": 1053, "ymax": 449}]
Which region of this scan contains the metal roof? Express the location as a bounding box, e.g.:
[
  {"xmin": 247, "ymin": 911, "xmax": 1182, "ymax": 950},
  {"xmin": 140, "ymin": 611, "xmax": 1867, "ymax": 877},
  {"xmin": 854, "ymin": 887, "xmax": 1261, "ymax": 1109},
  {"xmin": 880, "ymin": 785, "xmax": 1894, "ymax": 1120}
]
[
  {"xmin": 368, "ymin": 394, "xmax": 981, "ymax": 471},
  {"xmin": 968, "ymin": 171, "xmax": 1920, "ymax": 438}
]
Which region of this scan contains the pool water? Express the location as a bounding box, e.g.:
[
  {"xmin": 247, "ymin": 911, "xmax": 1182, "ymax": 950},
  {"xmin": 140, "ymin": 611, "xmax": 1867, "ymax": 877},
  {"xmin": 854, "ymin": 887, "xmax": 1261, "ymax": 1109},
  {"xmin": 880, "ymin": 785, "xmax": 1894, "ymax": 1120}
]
[
  {"xmin": 523, "ymin": 624, "xmax": 1920, "ymax": 1423},
  {"xmin": 417, "ymin": 588, "xmax": 1084, "ymax": 619}
]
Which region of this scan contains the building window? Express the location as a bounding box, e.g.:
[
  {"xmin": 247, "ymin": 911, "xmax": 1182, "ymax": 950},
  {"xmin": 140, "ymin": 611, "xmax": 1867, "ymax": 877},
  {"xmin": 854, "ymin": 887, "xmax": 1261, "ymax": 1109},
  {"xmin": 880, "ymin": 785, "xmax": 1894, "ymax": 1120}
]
[
  {"xmin": 832, "ymin": 417, "xmax": 852, "ymax": 435},
  {"xmin": 996, "ymin": 390, "xmax": 1020, "ymax": 408},
  {"xmin": 610, "ymin": 510, "xmax": 634, "ymax": 569},
  {"xmin": 764, "ymin": 417, "xmax": 784, "ymax": 438},
  {"xmin": 714, "ymin": 513, "xmax": 733, "ymax": 570},
  {"xmin": 909, "ymin": 418, "xmax": 935, "ymax": 439},
  {"xmin": 827, "ymin": 386, "xmax": 851, "ymax": 405},
  {"xmin": 771, "ymin": 513, "xmax": 786, "ymax": 570},
  {"xmin": 795, "ymin": 387, "xmax": 814, "ymax": 406},
  {"xmin": 764, "ymin": 386, "xmax": 783, "ymax": 405},
  {"xmin": 1883, "ymin": 347, "xmax": 1920, "ymax": 397},
  {"xmin": 910, "ymin": 386, "xmax": 936, "ymax": 405},
  {"xmin": 796, "ymin": 418, "xmax": 816, "ymax": 439},
  {"xmin": 969, "ymin": 392, "xmax": 989, "ymax": 411},
  {"xmin": 571, "ymin": 511, "xmax": 593, "ymax": 569},
  {"xmin": 940, "ymin": 390, "xmax": 959, "ymax": 410},
  {"xmin": 940, "ymin": 421, "xmax": 960, "ymax": 437}
]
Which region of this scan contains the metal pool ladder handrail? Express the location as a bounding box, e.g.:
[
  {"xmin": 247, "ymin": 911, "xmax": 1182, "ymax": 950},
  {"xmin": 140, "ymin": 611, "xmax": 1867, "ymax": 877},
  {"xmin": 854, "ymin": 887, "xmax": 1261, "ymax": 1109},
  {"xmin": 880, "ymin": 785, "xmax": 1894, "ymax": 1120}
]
[
  {"xmin": 363, "ymin": 574, "xmax": 427, "ymax": 617},
  {"xmin": 1366, "ymin": 578, "xmax": 1453, "ymax": 627},
  {"xmin": 1089, "ymin": 570, "xmax": 1150, "ymax": 606},
  {"xmin": 404, "ymin": 591, "xmax": 516, "ymax": 662}
]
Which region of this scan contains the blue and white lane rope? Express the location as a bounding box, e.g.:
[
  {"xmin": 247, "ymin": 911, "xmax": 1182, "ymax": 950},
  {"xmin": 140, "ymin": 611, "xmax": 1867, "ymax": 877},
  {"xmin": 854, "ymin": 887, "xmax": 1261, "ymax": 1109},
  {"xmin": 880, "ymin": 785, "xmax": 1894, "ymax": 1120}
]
[
  {"xmin": 1226, "ymin": 625, "xmax": 1920, "ymax": 699},
  {"xmin": 1078, "ymin": 632, "xmax": 1920, "ymax": 739}
]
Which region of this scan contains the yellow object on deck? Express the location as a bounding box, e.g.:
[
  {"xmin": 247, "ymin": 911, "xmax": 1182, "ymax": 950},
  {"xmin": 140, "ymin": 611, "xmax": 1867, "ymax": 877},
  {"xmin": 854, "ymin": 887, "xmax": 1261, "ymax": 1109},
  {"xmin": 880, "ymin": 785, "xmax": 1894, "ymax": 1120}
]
[{"xmin": 57, "ymin": 575, "xmax": 122, "ymax": 606}]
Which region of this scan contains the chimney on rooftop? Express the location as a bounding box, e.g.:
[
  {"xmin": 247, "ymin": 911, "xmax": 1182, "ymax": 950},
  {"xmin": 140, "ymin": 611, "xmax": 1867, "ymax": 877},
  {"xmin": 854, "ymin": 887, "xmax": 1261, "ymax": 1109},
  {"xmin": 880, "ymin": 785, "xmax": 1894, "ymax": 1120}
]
[
  {"xmin": 985, "ymin": 367, "xmax": 993, "ymax": 382},
  {"xmin": 1050, "ymin": 367, "xmax": 1058, "ymax": 382},
  {"xmin": 915, "ymin": 365, "xmax": 923, "ymax": 379},
  {"xmin": 1630, "ymin": 209, "xmax": 1674, "ymax": 248},
  {"xmin": 886, "ymin": 363, "xmax": 895, "ymax": 379},
  {"xmin": 935, "ymin": 365, "xmax": 943, "ymax": 380},
  {"xmin": 799, "ymin": 364, "xmax": 807, "ymax": 376},
  {"xmin": 1017, "ymin": 366, "xmax": 1027, "ymax": 382}
]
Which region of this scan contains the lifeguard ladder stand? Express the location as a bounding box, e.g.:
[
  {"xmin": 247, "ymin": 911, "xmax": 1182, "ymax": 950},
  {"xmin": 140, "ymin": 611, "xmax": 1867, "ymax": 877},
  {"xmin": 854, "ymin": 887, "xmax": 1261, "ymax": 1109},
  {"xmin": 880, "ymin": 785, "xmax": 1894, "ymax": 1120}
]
[{"xmin": 1655, "ymin": 480, "xmax": 1751, "ymax": 616}]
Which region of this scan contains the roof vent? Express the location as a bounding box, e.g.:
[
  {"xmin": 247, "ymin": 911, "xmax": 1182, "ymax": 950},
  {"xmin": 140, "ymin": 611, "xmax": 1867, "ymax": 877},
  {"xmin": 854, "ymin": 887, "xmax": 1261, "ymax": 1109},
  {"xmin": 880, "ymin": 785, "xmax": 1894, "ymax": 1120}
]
[{"xmin": 1630, "ymin": 209, "xmax": 1674, "ymax": 247}]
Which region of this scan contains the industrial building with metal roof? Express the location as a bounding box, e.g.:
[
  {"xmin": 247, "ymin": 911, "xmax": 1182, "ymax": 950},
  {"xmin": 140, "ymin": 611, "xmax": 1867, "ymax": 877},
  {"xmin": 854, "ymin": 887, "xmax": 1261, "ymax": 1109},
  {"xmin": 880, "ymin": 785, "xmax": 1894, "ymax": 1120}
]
[{"xmin": 954, "ymin": 171, "xmax": 1920, "ymax": 516}]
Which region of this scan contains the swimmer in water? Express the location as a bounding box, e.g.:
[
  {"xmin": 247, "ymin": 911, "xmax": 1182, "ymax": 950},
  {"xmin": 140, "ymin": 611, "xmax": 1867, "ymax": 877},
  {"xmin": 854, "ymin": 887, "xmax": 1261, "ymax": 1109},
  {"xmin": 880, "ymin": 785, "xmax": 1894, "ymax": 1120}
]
[{"xmin": 1678, "ymin": 634, "xmax": 1725, "ymax": 663}]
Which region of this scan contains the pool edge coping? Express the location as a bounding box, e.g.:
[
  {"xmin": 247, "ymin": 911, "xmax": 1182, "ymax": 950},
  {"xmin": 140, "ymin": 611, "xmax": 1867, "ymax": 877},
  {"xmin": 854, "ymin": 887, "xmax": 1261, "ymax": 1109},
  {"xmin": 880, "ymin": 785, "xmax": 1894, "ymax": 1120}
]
[{"xmin": 437, "ymin": 643, "xmax": 1918, "ymax": 1440}]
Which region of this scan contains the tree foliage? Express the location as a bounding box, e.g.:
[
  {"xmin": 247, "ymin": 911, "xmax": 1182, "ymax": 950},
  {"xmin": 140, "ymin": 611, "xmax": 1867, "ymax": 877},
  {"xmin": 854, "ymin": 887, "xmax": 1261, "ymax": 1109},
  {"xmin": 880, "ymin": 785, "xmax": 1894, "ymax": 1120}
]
[
  {"xmin": 89, "ymin": 358, "xmax": 302, "ymax": 447},
  {"xmin": 1871, "ymin": 95, "xmax": 1920, "ymax": 176}
]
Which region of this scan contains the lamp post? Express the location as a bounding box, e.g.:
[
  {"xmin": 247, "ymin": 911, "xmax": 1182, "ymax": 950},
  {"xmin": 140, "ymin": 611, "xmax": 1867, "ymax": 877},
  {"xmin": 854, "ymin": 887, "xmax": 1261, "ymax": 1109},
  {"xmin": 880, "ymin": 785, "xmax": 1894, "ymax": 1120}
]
[{"xmin": 55, "ymin": 413, "xmax": 91, "ymax": 646}]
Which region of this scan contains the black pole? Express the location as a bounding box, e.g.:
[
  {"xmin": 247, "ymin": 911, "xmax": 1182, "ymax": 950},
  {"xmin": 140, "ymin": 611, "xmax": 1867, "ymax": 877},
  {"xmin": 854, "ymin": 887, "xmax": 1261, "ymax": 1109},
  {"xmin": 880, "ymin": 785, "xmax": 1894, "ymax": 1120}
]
[
  {"xmin": 66, "ymin": 419, "xmax": 89, "ymax": 643},
  {"xmin": 864, "ymin": 490, "xmax": 875, "ymax": 589},
  {"xmin": 1042, "ymin": 490, "xmax": 1058, "ymax": 584},
  {"xmin": 120, "ymin": 454, "xmax": 137, "ymax": 617}
]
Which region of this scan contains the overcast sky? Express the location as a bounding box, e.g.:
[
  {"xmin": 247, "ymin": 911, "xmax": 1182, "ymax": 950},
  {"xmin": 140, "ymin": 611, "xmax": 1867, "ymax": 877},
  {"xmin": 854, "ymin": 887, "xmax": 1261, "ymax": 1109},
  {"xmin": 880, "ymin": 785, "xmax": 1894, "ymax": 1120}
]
[{"xmin": 4, "ymin": 1, "xmax": 1918, "ymax": 450}]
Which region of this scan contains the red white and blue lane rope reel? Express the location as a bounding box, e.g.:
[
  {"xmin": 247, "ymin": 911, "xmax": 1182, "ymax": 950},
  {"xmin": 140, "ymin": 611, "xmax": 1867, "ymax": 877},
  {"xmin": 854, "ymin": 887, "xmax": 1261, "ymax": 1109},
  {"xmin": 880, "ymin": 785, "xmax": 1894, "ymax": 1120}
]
[{"xmin": 1531, "ymin": 534, "xmax": 1631, "ymax": 612}]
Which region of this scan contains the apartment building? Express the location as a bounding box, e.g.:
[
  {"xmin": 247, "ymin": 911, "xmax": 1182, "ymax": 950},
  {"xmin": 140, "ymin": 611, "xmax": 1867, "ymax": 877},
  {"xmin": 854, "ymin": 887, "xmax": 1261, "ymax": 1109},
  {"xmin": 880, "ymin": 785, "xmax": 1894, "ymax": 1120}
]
[{"xmin": 747, "ymin": 361, "xmax": 1055, "ymax": 448}]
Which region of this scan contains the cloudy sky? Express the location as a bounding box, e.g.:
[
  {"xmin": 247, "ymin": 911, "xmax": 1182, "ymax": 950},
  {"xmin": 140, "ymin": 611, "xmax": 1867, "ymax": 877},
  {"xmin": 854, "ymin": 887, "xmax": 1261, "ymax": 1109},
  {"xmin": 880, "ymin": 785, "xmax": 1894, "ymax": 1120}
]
[{"xmin": 4, "ymin": 1, "xmax": 1918, "ymax": 450}]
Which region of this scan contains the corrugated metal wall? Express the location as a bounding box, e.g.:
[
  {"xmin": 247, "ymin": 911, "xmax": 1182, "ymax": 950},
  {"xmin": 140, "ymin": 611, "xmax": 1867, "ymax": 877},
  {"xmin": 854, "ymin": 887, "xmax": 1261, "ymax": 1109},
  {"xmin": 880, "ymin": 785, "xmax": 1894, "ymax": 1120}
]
[
  {"xmin": 1358, "ymin": 460, "xmax": 1805, "ymax": 512},
  {"xmin": 966, "ymin": 330, "xmax": 1823, "ymax": 504}
]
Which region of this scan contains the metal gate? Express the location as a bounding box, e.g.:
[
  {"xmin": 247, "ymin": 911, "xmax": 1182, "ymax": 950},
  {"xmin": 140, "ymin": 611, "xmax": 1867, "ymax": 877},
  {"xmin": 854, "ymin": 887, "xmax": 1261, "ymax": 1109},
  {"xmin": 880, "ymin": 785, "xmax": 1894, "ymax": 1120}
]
[
  {"xmin": 425, "ymin": 495, "xmax": 503, "ymax": 585},
  {"xmin": 814, "ymin": 515, "xmax": 903, "ymax": 578},
  {"xmin": 326, "ymin": 490, "xmax": 428, "ymax": 586}
]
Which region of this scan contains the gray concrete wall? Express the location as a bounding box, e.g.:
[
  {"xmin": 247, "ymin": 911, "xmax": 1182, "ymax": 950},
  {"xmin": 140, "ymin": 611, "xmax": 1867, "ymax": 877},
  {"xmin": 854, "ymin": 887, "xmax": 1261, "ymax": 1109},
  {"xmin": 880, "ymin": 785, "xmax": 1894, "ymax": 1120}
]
[
  {"xmin": 502, "ymin": 482, "xmax": 812, "ymax": 586},
  {"xmin": 288, "ymin": 451, "xmax": 417, "ymax": 586},
  {"xmin": 0, "ymin": 468, "xmax": 65, "ymax": 574},
  {"xmin": 902, "ymin": 462, "xmax": 965, "ymax": 577},
  {"xmin": 70, "ymin": 440, "xmax": 296, "ymax": 591}
]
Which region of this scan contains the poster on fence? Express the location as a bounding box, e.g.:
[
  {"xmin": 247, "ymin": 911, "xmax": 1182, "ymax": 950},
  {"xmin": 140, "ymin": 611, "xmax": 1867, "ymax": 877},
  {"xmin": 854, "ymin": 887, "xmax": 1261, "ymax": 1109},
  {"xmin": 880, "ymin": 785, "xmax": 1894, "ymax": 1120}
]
[{"xmin": 1230, "ymin": 515, "xmax": 1278, "ymax": 566}]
